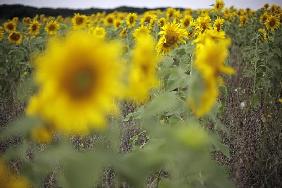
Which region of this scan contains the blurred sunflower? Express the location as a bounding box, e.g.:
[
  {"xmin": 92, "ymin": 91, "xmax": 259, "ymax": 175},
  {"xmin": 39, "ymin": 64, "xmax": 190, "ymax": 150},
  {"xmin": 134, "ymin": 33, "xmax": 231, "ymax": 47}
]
[
  {"xmin": 8, "ymin": 31, "xmax": 22, "ymax": 45},
  {"xmin": 114, "ymin": 19, "xmax": 121, "ymax": 29},
  {"xmin": 22, "ymin": 17, "xmax": 31, "ymax": 25},
  {"xmin": 195, "ymin": 15, "xmax": 212, "ymax": 33},
  {"xmin": 26, "ymin": 31, "xmax": 124, "ymax": 134},
  {"xmin": 189, "ymin": 29, "xmax": 234, "ymax": 117},
  {"xmin": 127, "ymin": 34, "xmax": 160, "ymax": 103},
  {"xmin": 0, "ymin": 159, "xmax": 30, "ymax": 188},
  {"xmin": 3, "ymin": 20, "xmax": 17, "ymax": 33},
  {"xmin": 141, "ymin": 13, "xmax": 156, "ymax": 27},
  {"xmin": 239, "ymin": 15, "xmax": 248, "ymax": 27},
  {"xmin": 45, "ymin": 20, "xmax": 60, "ymax": 36},
  {"xmin": 0, "ymin": 27, "xmax": 4, "ymax": 41},
  {"xmin": 158, "ymin": 17, "xmax": 167, "ymax": 28},
  {"xmin": 28, "ymin": 20, "xmax": 41, "ymax": 37},
  {"xmin": 126, "ymin": 13, "xmax": 138, "ymax": 28},
  {"xmin": 132, "ymin": 25, "xmax": 151, "ymax": 39},
  {"xmin": 157, "ymin": 21, "xmax": 188, "ymax": 54},
  {"xmin": 181, "ymin": 15, "xmax": 193, "ymax": 28},
  {"xmin": 104, "ymin": 14, "xmax": 115, "ymax": 26},
  {"xmin": 214, "ymin": 0, "xmax": 225, "ymax": 11},
  {"xmin": 31, "ymin": 126, "xmax": 53, "ymax": 144},
  {"xmin": 72, "ymin": 13, "xmax": 88, "ymax": 29},
  {"xmin": 264, "ymin": 15, "xmax": 280, "ymax": 31},
  {"xmin": 258, "ymin": 28, "xmax": 268, "ymax": 41},
  {"xmin": 260, "ymin": 12, "xmax": 269, "ymax": 24},
  {"xmin": 89, "ymin": 26, "xmax": 106, "ymax": 39}
]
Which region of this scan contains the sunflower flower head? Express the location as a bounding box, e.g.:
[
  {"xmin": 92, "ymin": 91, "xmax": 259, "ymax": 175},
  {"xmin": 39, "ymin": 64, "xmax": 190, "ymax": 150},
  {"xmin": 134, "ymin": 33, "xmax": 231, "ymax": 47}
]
[
  {"xmin": 26, "ymin": 31, "xmax": 125, "ymax": 135},
  {"xmin": 28, "ymin": 20, "xmax": 41, "ymax": 37},
  {"xmin": 132, "ymin": 25, "xmax": 151, "ymax": 39},
  {"xmin": 8, "ymin": 31, "xmax": 23, "ymax": 45},
  {"xmin": 45, "ymin": 20, "xmax": 60, "ymax": 36},
  {"xmin": 4, "ymin": 20, "xmax": 17, "ymax": 33},
  {"xmin": 72, "ymin": 13, "xmax": 88, "ymax": 30},
  {"xmin": 127, "ymin": 34, "xmax": 160, "ymax": 103},
  {"xmin": 213, "ymin": 17, "xmax": 224, "ymax": 31},
  {"xmin": 264, "ymin": 15, "xmax": 280, "ymax": 31},
  {"xmin": 188, "ymin": 29, "xmax": 234, "ymax": 117},
  {"xmin": 214, "ymin": 0, "xmax": 225, "ymax": 11},
  {"xmin": 157, "ymin": 21, "xmax": 188, "ymax": 54},
  {"xmin": 126, "ymin": 13, "xmax": 138, "ymax": 28},
  {"xmin": 89, "ymin": 26, "xmax": 106, "ymax": 39}
]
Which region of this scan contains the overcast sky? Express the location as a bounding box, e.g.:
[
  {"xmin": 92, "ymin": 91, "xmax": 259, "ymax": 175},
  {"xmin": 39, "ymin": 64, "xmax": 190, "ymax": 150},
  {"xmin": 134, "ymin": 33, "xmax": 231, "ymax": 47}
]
[{"xmin": 0, "ymin": 0, "xmax": 281, "ymax": 9}]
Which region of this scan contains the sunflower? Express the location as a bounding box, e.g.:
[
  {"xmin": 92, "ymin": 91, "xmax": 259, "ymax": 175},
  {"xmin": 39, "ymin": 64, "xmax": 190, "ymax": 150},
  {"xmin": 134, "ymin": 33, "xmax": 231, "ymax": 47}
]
[
  {"xmin": 126, "ymin": 34, "xmax": 160, "ymax": 103},
  {"xmin": 214, "ymin": 0, "xmax": 225, "ymax": 11},
  {"xmin": 239, "ymin": 15, "xmax": 248, "ymax": 27},
  {"xmin": 22, "ymin": 17, "xmax": 31, "ymax": 25},
  {"xmin": 260, "ymin": 12, "xmax": 269, "ymax": 24},
  {"xmin": 89, "ymin": 26, "xmax": 106, "ymax": 39},
  {"xmin": 28, "ymin": 20, "xmax": 41, "ymax": 36},
  {"xmin": 132, "ymin": 25, "xmax": 151, "ymax": 39},
  {"xmin": 213, "ymin": 17, "xmax": 224, "ymax": 31},
  {"xmin": 189, "ymin": 29, "xmax": 234, "ymax": 117},
  {"xmin": 0, "ymin": 159, "xmax": 30, "ymax": 188},
  {"xmin": 31, "ymin": 126, "xmax": 53, "ymax": 144},
  {"xmin": 0, "ymin": 27, "xmax": 4, "ymax": 41},
  {"xmin": 114, "ymin": 19, "xmax": 121, "ymax": 29},
  {"xmin": 104, "ymin": 14, "xmax": 115, "ymax": 26},
  {"xmin": 45, "ymin": 20, "xmax": 60, "ymax": 36},
  {"xmin": 72, "ymin": 13, "xmax": 88, "ymax": 30},
  {"xmin": 157, "ymin": 21, "xmax": 188, "ymax": 54},
  {"xmin": 8, "ymin": 31, "xmax": 22, "ymax": 45},
  {"xmin": 3, "ymin": 20, "xmax": 17, "ymax": 33},
  {"xmin": 181, "ymin": 15, "xmax": 193, "ymax": 28},
  {"xmin": 264, "ymin": 15, "xmax": 280, "ymax": 31},
  {"xmin": 119, "ymin": 28, "xmax": 128, "ymax": 38},
  {"xmin": 26, "ymin": 31, "xmax": 124, "ymax": 134},
  {"xmin": 141, "ymin": 13, "xmax": 156, "ymax": 27},
  {"xmin": 126, "ymin": 13, "xmax": 138, "ymax": 28},
  {"xmin": 158, "ymin": 17, "xmax": 167, "ymax": 28},
  {"xmin": 195, "ymin": 15, "xmax": 212, "ymax": 33},
  {"xmin": 258, "ymin": 28, "xmax": 268, "ymax": 41}
]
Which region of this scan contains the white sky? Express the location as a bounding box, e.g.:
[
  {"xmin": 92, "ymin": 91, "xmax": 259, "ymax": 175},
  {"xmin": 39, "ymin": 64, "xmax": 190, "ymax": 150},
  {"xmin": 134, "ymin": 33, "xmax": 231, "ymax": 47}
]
[{"xmin": 0, "ymin": 0, "xmax": 281, "ymax": 9}]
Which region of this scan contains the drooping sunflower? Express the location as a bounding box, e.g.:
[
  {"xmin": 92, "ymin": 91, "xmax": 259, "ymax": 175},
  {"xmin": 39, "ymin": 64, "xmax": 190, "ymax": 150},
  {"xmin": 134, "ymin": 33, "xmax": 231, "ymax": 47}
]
[
  {"xmin": 28, "ymin": 20, "xmax": 41, "ymax": 37},
  {"xmin": 264, "ymin": 15, "xmax": 280, "ymax": 31},
  {"xmin": 45, "ymin": 20, "xmax": 60, "ymax": 36},
  {"xmin": 214, "ymin": 0, "xmax": 225, "ymax": 11},
  {"xmin": 157, "ymin": 21, "xmax": 188, "ymax": 54},
  {"xmin": 126, "ymin": 34, "xmax": 160, "ymax": 103},
  {"xmin": 8, "ymin": 31, "xmax": 22, "ymax": 45},
  {"xmin": 126, "ymin": 13, "xmax": 138, "ymax": 28},
  {"xmin": 188, "ymin": 29, "xmax": 234, "ymax": 117},
  {"xmin": 213, "ymin": 17, "xmax": 224, "ymax": 31},
  {"xmin": 3, "ymin": 20, "xmax": 17, "ymax": 33},
  {"xmin": 26, "ymin": 31, "xmax": 125, "ymax": 134},
  {"xmin": 89, "ymin": 26, "xmax": 106, "ymax": 39},
  {"xmin": 72, "ymin": 13, "xmax": 88, "ymax": 30},
  {"xmin": 132, "ymin": 25, "xmax": 151, "ymax": 39}
]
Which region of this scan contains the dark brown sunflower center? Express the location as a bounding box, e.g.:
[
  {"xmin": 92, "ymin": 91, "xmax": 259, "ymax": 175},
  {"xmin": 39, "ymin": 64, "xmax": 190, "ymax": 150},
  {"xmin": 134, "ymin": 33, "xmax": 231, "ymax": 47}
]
[
  {"xmin": 164, "ymin": 33, "xmax": 178, "ymax": 47},
  {"xmin": 10, "ymin": 33, "xmax": 20, "ymax": 41},
  {"xmin": 7, "ymin": 23, "xmax": 14, "ymax": 30},
  {"xmin": 76, "ymin": 17, "xmax": 84, "ymax": 25},
  {"xmin": 63, "ymin": 66, "xmax": 96, "ymax": 99},
  {"xmin": 269, "ymin": 19, "xmax": 276, "ymax": 27},
  {"xmin": 48, "ymin": 24, "xmax": 56, "ymax": 31},
  {"xmin": 184, "ymin": 19, "xmax": 190, "ymax": 27},
  {"xmin": 145, "ymin": 17, "xmax": 151, "ymax": 23},
  {"xmin": 31, "ymin": 24, "xmax": 38, "ymax": 31},
  {"xmin": 107, "ymin": 18, "xmax": 113, "ymax": 24},
  {"xmin": 129, "ymin": 16, "xmax": 134, "ymax": 24}
]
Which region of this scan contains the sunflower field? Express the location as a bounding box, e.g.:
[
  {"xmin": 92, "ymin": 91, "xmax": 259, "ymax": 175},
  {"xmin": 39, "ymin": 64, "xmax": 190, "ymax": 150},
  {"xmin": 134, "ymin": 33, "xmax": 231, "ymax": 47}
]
[{"xmin": 0, "ymin": 0, "xmax": 281, "ymax": 187}]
